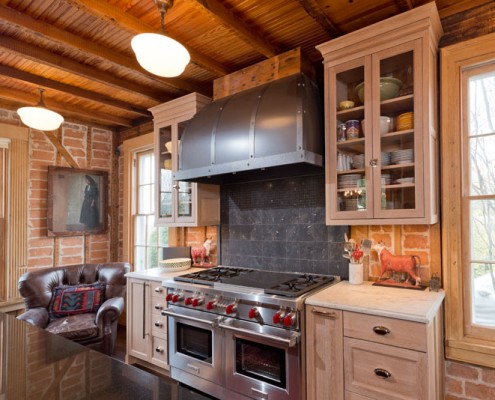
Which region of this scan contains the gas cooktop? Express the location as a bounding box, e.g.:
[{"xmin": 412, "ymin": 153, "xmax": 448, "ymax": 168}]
[{"xmin": 174, "ymin": 266, "xmax": 336, "ymax": 298}]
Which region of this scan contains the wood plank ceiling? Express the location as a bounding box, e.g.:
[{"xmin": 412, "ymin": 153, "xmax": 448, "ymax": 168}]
[{"xmin": 0, "ymin": 0, "xmax": 494, "ymax": 132}]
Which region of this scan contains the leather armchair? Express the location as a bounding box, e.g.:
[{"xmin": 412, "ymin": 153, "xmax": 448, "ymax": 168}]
[{"xmin": 17, "ymin": 262, "xmax": 130, "ymax": 356}]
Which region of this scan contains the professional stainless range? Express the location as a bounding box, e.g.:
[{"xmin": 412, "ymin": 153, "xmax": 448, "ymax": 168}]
[{"xmin": 161, "ymin": 267, "xmax": 339, "ymax": 400}]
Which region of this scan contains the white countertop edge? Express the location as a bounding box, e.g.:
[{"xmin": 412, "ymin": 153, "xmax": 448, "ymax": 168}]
[
  {"xmin": 306, "ymin": 281, "xmax": 445, "ymax": 324},
  {"xmin": 126, "ymin": 267, "xmax": 205, "ymax": 282}
]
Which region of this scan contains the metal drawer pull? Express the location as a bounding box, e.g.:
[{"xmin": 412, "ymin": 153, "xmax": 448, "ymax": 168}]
[
  {"xmin": 154, "ymin": 321, "xmax": 163, "ymax": 328},
  {"xmin": 251, "ymin": 388, "xmax": 268, "ymax": 399},
  {"xmin": 154, "ymin": 304, "xmax": 163, "ymax": 310},
  {"xmin": 155, "ymin": 346, "xmax": 164, "ymax": 354},
  {"xmin": 311, "ymin": 309, "xmax": 336, "ymax": 319},
  {"xmin": 219, "ymin": 323, "xmax": 300, "ymax": 347},
  {"xmin": 374, "ymin": 368, "xmax": 392, "ymax": 379},
  {"xmin": 161, "ymin": 309, "xmax": 218, "ymax": 327},
  {"xmin": 154, "ymin": 287, "xmax": 162, "ymax": 293},
  {"xmin": 373, "ymin": 326, "xmax": 390, "ymax": 335}
]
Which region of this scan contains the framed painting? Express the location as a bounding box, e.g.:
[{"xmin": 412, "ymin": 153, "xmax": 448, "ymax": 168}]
[{"xmin": 47, "ymin": 166, "xmax": 108, "ymax": 236}]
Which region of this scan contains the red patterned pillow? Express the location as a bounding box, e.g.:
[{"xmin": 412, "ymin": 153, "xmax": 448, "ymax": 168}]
[{"xmin": 49, "ymin": 282, "xmax": 106, "ymax": 319}]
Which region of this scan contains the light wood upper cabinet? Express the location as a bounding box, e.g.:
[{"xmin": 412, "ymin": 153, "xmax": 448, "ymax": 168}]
[
  {"xmin": 150, "ymin": 93, "xmax": 220, "ymax": 227},
  {"xmin": 316, "ymin": 3, "xmax": 443, "ymax": 225}
]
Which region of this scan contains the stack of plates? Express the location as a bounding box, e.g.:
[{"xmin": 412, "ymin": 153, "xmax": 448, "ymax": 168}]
[
  {"xmin": 395, "ymin": 177, "xmax": 415, "ymax": 184},
  {"xmin": 381, "ymin": 152, "xmax": 390, "ymax": 166},
  {"xmin": 397, "ymin": 112, "xmax": 413, "ymax": 130},
  {"xmin": 338, "ymin": 174, "xmax": 363, "ymax": 189},
  {"xmin": 344, "ymin": 199, "xmax": 358, "ymax": 211},
  {"xmin": 351, "ymin": 154, "xmax": 365, "ymax": 169},
  {"xmin": 391, "ymin": 149, "xmax": 414, "ymax": 164},
  {"xmin": 381, "ymin": 174, "xmax": 392, "ymax": 185}
]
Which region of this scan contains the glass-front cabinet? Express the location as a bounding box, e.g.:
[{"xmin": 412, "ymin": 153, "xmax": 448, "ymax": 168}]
[
  {"xmin": 150, "ymin": 93, "xmax": 220, "ymax": 227},
  {"xmin": 317, "ymin": 3, "xmax": 442, "ymax": 225}
]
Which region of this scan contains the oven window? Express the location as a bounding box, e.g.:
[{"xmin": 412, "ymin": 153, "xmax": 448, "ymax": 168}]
[
  {"xmin": 235, "ymin": 338, "xmax": 286, "ymax": 388},
  {"xmin": 177, "ymin": 322, "xmax": 213, "ymax": 363}
]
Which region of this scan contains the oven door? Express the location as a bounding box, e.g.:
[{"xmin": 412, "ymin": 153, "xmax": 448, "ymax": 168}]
[
  {"xmin": 220, "ymin": 318, "xmax": 302, "ymax": 400},
  {"xmin": 164, "ymin": 306, "xmax": 223, "ymax": 386}
]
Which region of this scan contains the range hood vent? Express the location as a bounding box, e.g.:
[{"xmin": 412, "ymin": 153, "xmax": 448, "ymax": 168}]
[{"xmin": 174, "ymin": 73, "xmax": 323, "ymax": 184}]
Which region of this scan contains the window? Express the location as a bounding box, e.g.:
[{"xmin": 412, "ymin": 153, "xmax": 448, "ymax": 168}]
[
  {"xmin": 133, "ymin": 150, "xmax": 168, "ymax": 271},
  {"xmin": 122, "ymin": 133, "xmax": 170, "ymax": 272},
  {"xmin": 441, "ymin": 32, "xmax": 495, "ymax": 368}
]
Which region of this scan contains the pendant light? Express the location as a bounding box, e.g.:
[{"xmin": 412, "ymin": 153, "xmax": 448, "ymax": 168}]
[
  {"xmin": 131, "ymin": 0, "xmax": 190, "ymax": 78},
  {"xmin": 17, "ymin": 88, "xmax": 64, "ymax": 131}
]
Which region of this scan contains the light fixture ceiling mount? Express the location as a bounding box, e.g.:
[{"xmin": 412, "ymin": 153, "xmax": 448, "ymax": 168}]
[
  {"xmin": 17, "ymin": 88, "xmax": 64, "ymax": 131},
  {"xmin": 131, "ymin": 0, "xmax": 190, "ymax": 78}
]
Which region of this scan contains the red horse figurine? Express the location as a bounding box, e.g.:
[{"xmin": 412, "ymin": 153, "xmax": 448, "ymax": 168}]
[
  {"xmin": 373, "ymin": 243, "xmax": 421, "ymax": 286},
  {"xmin": 191, "ymin": 238, "xmax": 212, "ymax": 265}
]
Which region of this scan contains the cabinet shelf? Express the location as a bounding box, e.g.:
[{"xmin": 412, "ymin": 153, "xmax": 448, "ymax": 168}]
[
  {"xmin": 336, "ymin": 105, "xmax": 364, "ymax": 120},
  {"xmin": 380, "ymin": 94, "xmax": 414, "ymax": 115}
]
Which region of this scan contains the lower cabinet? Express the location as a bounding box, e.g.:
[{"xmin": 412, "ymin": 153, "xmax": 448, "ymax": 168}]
[
  {"xmin": 126, "ymin": 277, "xmax": 169, "ymax": 372},
  {"xmin": 306, "ymin": 306, "xmax": 443, "ymax": 400}
]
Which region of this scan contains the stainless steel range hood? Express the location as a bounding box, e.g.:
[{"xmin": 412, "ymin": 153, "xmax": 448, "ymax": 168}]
[{"xmin": 173, "ymin": 73, "xmax": 323, "ymax": 184}]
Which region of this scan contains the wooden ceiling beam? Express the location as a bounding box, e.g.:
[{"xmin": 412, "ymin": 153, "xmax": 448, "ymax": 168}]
[
  {"xmin": 1, "ymin": 88, "xmax": 133, "ymax": 127},
  {"xmin": 63, "ymin": 0, "xmax": 231, "ymax": 77},
  {"xmin": 295, "ymin": 0, "xmax": 342, "ymax": 38},
  {"xmin": 189, "ymin": 0, "xmax": 282, "ymax": 57},
  {"xmin": 0, "ymin": 36, "xmax": 169, "ymax": 103},
  {"xmin": 395, "ymin": 0, "xmax": 414, "ymax": 12},
  {"xmin": 0, "ymin": 65, "xmax": 150, "ymax": 117},
  {"xmin": 0, "ymin": 5, "xmax": 205, "ymax": 95}
]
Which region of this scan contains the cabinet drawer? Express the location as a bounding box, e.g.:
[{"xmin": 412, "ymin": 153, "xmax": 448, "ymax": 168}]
[
  {"xmin": 344, "ymin": 337, "xmax": 427, "ymax": 400},
  {"xmin": 150, "ymin": 281, "xmax": 166, "ymax": 297},
  {"xmin": 345, "ymin": 391, "xmax": 372, "ymax": 400},
  {"xmin": 151, "ymin": 299, "xmax": 166, "ymax": 313},
  {"xmin": 151, "ymin": 336, "xmax": 169, "ymax": 370},
  {"xmin": 344, "ymin": 311, "xmax": 426, "ymax": 351},
  {"xmin": 151, "ymin": 314, "xmax": 168, "ymax": 338}
]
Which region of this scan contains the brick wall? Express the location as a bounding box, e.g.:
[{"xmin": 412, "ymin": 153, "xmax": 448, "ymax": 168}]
[
  {"xmin": 1, "ymin": 108, "xmax": 114, "ymax": 269},
  {"xmin": 445, "ymin": 360, "xmax": 495, "ymax": 399},
  {"xmin": 351, "ymin": 223, "xmax": 441, "ymax": 283}
]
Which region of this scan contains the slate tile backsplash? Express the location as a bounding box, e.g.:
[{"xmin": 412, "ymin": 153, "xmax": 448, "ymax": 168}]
[{"xmin": 220, "ymin": 174, "xmax": 349, "ymax": 278}]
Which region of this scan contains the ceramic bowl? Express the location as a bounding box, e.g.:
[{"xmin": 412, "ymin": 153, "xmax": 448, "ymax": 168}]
[
  {"xmin": 159, "ymin": 257, "xmax": 191, "ymax": 272},
  {"xmin": 339, "ymin": 100, "xmax": 355, "ymax": 110},
  {"xmin": 360, "ymin": 116, "xmax": 391, "ymax": 136},
  {"xmin": 355, "ymin": 77, "xmax": 403, "ymax": 103}
]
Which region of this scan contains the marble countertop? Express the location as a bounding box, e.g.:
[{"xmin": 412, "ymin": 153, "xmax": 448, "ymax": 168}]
[
  {"xmin": 306, "ymin": 281, "xmax": 445, "ymax": 323},
  {"xmin": 126, "ymin": 266, "xmax": 206, "ymax": 282}
]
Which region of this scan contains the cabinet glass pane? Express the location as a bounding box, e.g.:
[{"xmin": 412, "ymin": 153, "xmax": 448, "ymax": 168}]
[
  {"xmin": 160, "ymin": 168, "xmax": 172, "ymax": 218},
  {"xmin": 178, "ymin": 181, "xmax": 192, "ymax": 217},
  {"xmin": 379, "ymin": 50, "xmax": 416, "ymax": 211},
  {"xmin": 335, "ymin": 65, "xmax": 366, "ymax": 212},
  {"xmin": 159, "ymin": 126, "xmax": 172, "ymax": 219}
]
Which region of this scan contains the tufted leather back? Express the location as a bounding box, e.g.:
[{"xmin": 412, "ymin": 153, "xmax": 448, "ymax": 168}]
[{"xmin": 18, "ymin": 262, "xmax": 130, "ymax": 310}]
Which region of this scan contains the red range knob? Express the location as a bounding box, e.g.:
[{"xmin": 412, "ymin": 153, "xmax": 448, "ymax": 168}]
[
  {"xmin": 172, "ymin": 294, "xmax": 181, "ymax": 303},
  {"xmin": 165, "ymin": 294, "xmax": 173, "ymax": 302},
  {"xmin": 248, "ymin": 308, "xmax": 259, "ymax": 319},
  {"xmin": 283, "ymin": 314, "xmax": 295, "ymax": 327},
  {"xmin": 206, "ymin": 301, "xmax": 216, "ymax": 310},
  {"xmin": 225, "ymin": 304, "xmax": 237, "ymax": 314},
  {"xmin": 273, "ymin": 311, "xmax": 283, "ymax": 324},
  {"xmin": 192, "ymin": 298, "xmax": 202, "ymax": 307},
  {"xmin": 185, "ymin": 297, "xmax": 193, "ymax": 305}
]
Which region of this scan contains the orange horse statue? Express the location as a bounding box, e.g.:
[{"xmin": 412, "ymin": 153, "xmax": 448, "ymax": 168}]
[{"xmin": 373, "ymin": 242, "xmax": 421, "ymax": 286}]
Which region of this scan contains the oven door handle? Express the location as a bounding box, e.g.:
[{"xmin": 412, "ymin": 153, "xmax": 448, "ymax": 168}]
[
  {"xmin": 219, "ymin": 323, "xmax": 300, "ymax": 347},
  {"xmin": 161, "ymin": 308, "xmax": 219, "ymax": 327}
]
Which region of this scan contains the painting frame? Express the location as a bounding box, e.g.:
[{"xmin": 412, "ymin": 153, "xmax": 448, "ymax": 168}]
[{"xmin": 47, "ymin": 166, "xmax": 108, "ymax": 236}]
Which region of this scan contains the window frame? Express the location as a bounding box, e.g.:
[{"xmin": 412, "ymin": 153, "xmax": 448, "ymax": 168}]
[{"xmin": 441, "ymin": 32, "xmax": 495, "ymax": 368}]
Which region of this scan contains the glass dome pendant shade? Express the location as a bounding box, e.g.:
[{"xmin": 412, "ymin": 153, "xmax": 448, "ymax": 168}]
[
  {"xmin": 17, "ymin": 88, "xmax": 64, "ymax": 131},
  {"xmin": 131, "ymin": 0, "xmax": 190, "ymax": 78}
]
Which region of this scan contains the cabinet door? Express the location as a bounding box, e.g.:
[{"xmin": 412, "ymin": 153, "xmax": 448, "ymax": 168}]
[
  {"xmin": 156, "ymin": 118, "xmax": 196, "ymax": 225},
  {"xmin": 327, "ymin": 56, "xmax": 374, "ymax": 221},
  {"xmin": 372, "ymin": 39, "xmax": 424, "ymax": 219},
  {"xmin": 126, "ymin": 278, "xmax": 151, "ymax": 361},
  {"xmin": 306, "ymin": 306, "xmax": 344, "ymax": 400}
]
